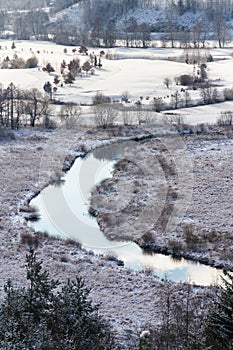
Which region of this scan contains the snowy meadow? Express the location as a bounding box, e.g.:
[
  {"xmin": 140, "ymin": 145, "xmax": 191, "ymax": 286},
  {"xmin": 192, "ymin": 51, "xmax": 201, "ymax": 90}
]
[{"xmin": 1, "ymin": 39, "xmax": 233, "ymax": 125}]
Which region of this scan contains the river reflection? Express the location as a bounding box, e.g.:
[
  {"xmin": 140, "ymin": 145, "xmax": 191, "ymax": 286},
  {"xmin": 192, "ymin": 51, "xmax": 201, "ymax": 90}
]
[{"xmin": 29, "ymin": 141, "xmax": 223, "ymax": 286}]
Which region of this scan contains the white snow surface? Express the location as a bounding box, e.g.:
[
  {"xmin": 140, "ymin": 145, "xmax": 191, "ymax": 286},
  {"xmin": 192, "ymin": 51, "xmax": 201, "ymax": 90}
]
[{"xmin": 1, "ymin": 39, "xmax": 233, "ymax": 123}]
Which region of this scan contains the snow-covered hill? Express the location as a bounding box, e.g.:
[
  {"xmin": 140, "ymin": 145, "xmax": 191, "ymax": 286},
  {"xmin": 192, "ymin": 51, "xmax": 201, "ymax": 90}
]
[
  {"xmin": 52, "ymin": 1, "xmax": 206, "ymax": 32},
  {"xmin": 50, "ymin": 2, "xmax": 84, "ymax": 27}
]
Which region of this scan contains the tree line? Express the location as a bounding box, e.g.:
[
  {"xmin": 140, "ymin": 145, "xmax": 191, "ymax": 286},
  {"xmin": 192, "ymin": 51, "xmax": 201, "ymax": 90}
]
[
  {"xmin": 0, "ymin": 0, "xmax": 233, "ymax": 48},
  {"xmin": 0, "ymin": 84, "xmax": 52, "ymax": 129}
]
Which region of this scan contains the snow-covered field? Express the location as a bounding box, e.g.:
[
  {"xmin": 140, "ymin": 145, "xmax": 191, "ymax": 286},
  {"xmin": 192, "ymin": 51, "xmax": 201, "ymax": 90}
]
[
  {"xmin": 1, "ymin": 38, "xmax": 233, "ymax": 347},
  {"xmin": 1, "ymin": 39, "xmax": 233, "ymax": 124}
]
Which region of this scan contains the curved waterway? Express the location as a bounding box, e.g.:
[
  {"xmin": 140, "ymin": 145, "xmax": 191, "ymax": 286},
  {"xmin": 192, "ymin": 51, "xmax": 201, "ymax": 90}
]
[{"xmin": 29, "ymin": 141, "xmax": 223, "ymax": 286}]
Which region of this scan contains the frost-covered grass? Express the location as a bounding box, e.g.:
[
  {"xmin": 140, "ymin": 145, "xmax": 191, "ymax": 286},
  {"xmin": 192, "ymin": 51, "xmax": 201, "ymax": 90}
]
[
  {"xmin": 91, "ymin": 131, "xmax": 233, "ymax": 272},
  {"xmin": 0, "ymin": 126, "xmax": 220, "ymax": 347}
]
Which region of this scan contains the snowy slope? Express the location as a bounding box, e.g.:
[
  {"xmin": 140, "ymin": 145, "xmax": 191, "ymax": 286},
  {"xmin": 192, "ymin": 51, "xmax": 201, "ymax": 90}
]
[
  {"xmin": 52, "ymin": 1, "xmax": 206, "ymax": 32},
  {"xmin": 50, "ymin": 2, "xmax": 84, "ymax": 26}
]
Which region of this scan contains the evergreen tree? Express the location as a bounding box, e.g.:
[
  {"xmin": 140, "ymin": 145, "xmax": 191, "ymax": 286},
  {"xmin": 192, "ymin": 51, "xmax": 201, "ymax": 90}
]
[
  {"xmin": 43, "ymin": 81, "xmax": 52, "ymax": 99},
  {"xmin": 206, "ymin": 271, "xmax": 233, "ymax": 349},
  {"xmin": 0, "ymin": 249, "xmax": 118, "ymax": 350}
]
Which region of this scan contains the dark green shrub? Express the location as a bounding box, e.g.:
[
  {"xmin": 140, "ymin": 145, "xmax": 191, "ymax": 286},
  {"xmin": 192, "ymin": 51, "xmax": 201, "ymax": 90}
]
[
  {"xmin": 206, "ymin": 271, "xmax": 233, "ymax": 349},
  {"xmin": 0, "ymin": 249, "xmax": 118, "ymax": 350}
]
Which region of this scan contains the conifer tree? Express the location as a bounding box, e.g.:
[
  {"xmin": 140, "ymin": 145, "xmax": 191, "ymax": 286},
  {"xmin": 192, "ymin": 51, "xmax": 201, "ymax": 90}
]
[
  {"xmin": 207, "ymin": 271, "xmax": 233, "ymax": 349},
  {"xmin": 0, "ymin": 249, "xmax": 117, "ymax": 350}
]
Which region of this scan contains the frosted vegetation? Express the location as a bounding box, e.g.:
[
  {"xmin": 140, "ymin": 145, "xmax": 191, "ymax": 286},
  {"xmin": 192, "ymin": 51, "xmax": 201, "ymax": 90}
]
[{"xmin": 0, "ymin": 0, "xmax": 232, "ymax": 349}]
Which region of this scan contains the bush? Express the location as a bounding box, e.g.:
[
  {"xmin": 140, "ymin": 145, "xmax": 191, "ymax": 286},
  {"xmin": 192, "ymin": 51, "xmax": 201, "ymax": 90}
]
[
  {"xmin": 152, "ymin": 97, "xmax": 165, "ymax": 112},
  {"xmin": 1, "ymin": 55, "xmax": 38, "ymax": 69},
  {"xmin": 25, "ymin": 55, "xmax": 39, "ymax": 68},
  {"xmin": 10, "ymin": 54, "xmax": 26, "ymax": 69},
  {"xmin": 175, "ymin": 74, "xmax": 193, "ymax": 86},
  {"xmin": 207, "ymin": 54, "xmax": 213, "ymax": 62},
  {"xmin": 223, "ymin": 87, "xmax": 233, "ymax": 100},
  {"xmin": 183, "ymin": 224, "xmax": 200, "ymax": 249},
  {"xmin": 92, "ymin": 91, "xmax": 111, "ymax": 105},
  {"xmin": 42, "ymin": 63, "xmax": 55, "ymax": 73}
]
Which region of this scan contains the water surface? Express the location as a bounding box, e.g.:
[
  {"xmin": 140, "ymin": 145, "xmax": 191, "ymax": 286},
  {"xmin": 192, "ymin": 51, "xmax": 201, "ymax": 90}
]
[{"xmin": 29, "ymin": 142, "xmax": 222, "ymax": 286}]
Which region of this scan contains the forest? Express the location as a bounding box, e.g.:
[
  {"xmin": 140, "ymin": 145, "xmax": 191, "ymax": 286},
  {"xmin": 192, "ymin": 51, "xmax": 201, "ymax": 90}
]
[{"xmin": 0, "ymin": 0, "xmax": 232, "ymax": 48}]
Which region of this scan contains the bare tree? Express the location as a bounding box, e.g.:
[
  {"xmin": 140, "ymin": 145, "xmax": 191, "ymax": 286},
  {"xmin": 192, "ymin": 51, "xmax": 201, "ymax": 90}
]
[
  {"xmin": 103, "ymin": 20, "xmax": 117, "ymax": 48},
  {"xmin": 184, "ymin": 90, "xmax": 191, "ymax": 107},
  {"xmin": 60, "ymin": 103, "xmax": 81, "ymax": 129},
  {"xmin": 24, "ymin": 89, "xmax": 47, "ymax": 127},
  {"xmin": 121, "ymin": 90, "xmax": 130, "ymax": 103},
  {"xmin": 200, "ymin": 85, "xmax": 220, "ymax": 104},
  {"xmin": 190, "ymin": 20, "xmax": 210, "ymax": 48},
  {"xmin": 152, "ymin": 97, "xmax": 165, "ymax": 112},
  {"xmin": 164, "ymin": 77, "xmax": 172, "ymax": 89},
  {"xmin": 122, "ymin": 107, "xmax": 133, "ymax": 125},
  {"xmin": 6, "ymin": 83, "xmax": 17, "ymax": 129},
  {"xmin": 93, "ymin": 103, "xmax": 118, "ymax": 128},
  {"xmin": 164, "ymin": 1, "xmax": 178, "ymax": 48},
  {"xmin": 213, "ymin": 9, "xmax": 231, "ymax": 48},
  {"xmin": 171, "ymin": 90, "xmax": 181, "ymax": 109},
  {"xmin": 217, "ymin": 111, "xmax": 233, "ymax": 126},
  {"xmin": 138, "ymin": 22, "xmax": 151, "ymax": 48}
]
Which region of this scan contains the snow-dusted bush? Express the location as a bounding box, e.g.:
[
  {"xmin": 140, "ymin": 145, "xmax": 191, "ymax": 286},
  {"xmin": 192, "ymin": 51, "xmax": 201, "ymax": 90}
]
[
  {"xmin": 10, "ymin": 54, "xmax": 25, "ymax": 68},
  {"xmin": 92, "ymin": 91, "xmax": 111, "ymax": 105},
  {"xmin": 147, "ymin": 281, "xmax": 211, "ymax": 349},
  {"xmin": 1, "ymin": 54, "xmax": 25, "ymax": 69},
  {"xmin": 151, "ymin": 97, "xmax": 165, "ymax": 112},
  {"xmin": 175, "ymin": 74, "xmax": 193, "ymax": 86},
  {"xmin": 25, "ymin": 55, "xmax": 39, "ymax": 68},
  {"xmin": 1, "ymin": 55, "xmax": 38, "ymax": 69},
  {"xmin": 223, "ymin": 87, "xmax": 233, "ymax": 101}
]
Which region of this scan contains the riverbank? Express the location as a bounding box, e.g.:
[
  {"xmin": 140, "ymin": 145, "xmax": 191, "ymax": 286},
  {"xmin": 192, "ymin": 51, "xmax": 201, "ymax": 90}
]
[
  {"xmin": 91, "ymin": 128, "xmax": 233, "ymax": 272},
  {"xmin": 0, "ymin": 125, "xmax": 227, "ymax": 347}
]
